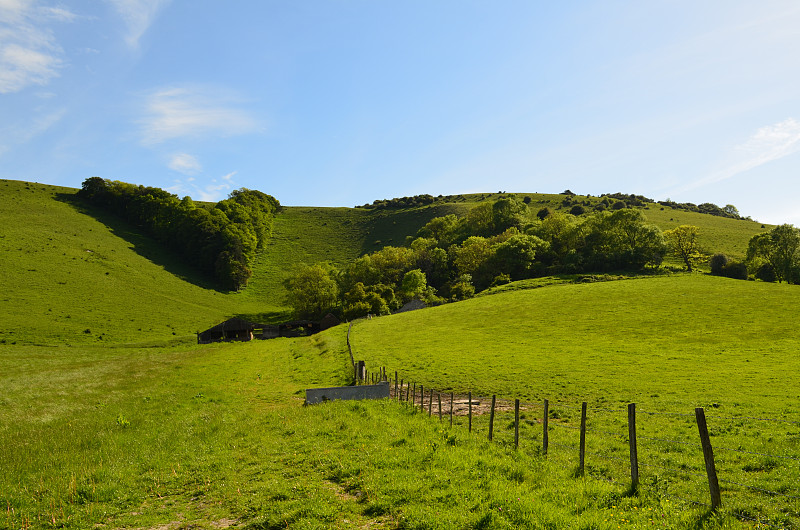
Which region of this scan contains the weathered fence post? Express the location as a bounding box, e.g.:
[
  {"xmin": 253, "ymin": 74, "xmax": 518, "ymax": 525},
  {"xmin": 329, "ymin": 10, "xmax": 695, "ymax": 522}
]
[
  {"xmin": 514, "ymin": 399, "xmax": 520, "ymax": 450},
  {"xmin": 438, "ymin": 393, "xmax": 442, "ymax": 422},
  {"xmin": 489, "ymin": 395, "xmax": 496, "ymax": 441},
  {"xmin": 696, "ymin": 407, "xmax": 722, "ymax": 509},
  {"xmin": 411, "ymin": 383, "xmax": 415, "ymax": 406},
  {"xmin": 543, "ymin": 399, "xmax": 549, "ymax": 455},
  {"xmin": 450, "ymin": 392, "xmax": 454, "ymax": 427},
  {"xmin": 399, "ymin": 378, "xmax": 403, "ymax": 401},
  {"xmin": 628, "ymin": 403, "xmax": 639, "ymax": 492},
  {"xmin": 429, "ymin": 389, "xmax": 433, "ymax": 417},
  {"xmin": 468, "ymin": 391, "xmax": 473, "ymax": 432},
  {"xmin": 356, "ymin": 361, "xmax": 365, "ymax": 384},
  {"xmin": 394, "ymin": 372, "xmax": 398, "ymax": 398},
  {"xmin": 419, "ymin": 385, "xmax": 424, "ymax": 413},
  {"xmin": 579, "ymin": 401, "xmax": 587, "ymax": 476}
]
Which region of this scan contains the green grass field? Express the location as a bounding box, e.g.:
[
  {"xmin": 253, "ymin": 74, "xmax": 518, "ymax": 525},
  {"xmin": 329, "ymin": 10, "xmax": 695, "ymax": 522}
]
[{"xmin": 1, "ymin": 180, "xmax": 795, "ymax": 529}]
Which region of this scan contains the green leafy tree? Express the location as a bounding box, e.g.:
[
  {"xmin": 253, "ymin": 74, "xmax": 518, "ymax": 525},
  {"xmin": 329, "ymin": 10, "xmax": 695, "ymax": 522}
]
[
  {"xmin": 664, "ymin": 225, "xmax": 702, "ymax": 272},
  {"xmin": 490, "ymin": 196, "xmax": 528, "ymax": 233},
  {"xmin": 491, "ymin": 234, "xmax": 547, "ymax": 280},
  {"xmin": 400, "ymin": 269, "xmax": 428, "ymax": 302},
  {"xmin": 447, "ymin": 274, "xmax": 475, "ymax": 301},
  {"xmin": 343, "ymin": 282, "xmax": 392, "ymax": 320},
  {"xmin": 285, "ymin": 263, "xmax": 340, "ymax": 319},
  {"xmin": 746, "ymin": 224, "xmax": 800, "ymax": 283},
  {"xmin": 415, "ymin": 214, "xmax": 462, "ymax": 248},
  {"xmin": 450, "ymin": 236, "xmax": 496, "ymax": 290}
]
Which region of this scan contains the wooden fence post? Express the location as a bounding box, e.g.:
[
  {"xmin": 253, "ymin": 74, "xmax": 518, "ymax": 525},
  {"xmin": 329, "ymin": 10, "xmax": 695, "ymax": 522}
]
[
  {"xmin": 514, "ymin": 399, "xmax": 520, "ymax": 450},
  {"xmin": 411, "ymin": 383, "xmax": 415, "ymax": 406},
  {"xmin": 489, "ymin": 395, "xmax": 496, "ymax": 441},
  {"xmin": 394, "ymin": 372, "xmax": 398, "ymax": 397},
  {"xmin": 450, "ymin": 392, "xmax": 454, "ymax": 427},
  {"xmin": 543, "ymin": 399, "xmax": 549, "ymax": 455},
  {"xmin": 428, "ymin": 389, "xmax": 433, "ymax": 417},
  {"xmin": 628, "ymin": 403, "xmax": 639, "ymax": 492},
  {"xmin": 468, "ymin": 391, "xmax": 473, "ymax": 432},
  {"xmin": 696, "ymin": 407, "xmax": 722, "ymax": 509},
  {"xmin": 420, "ymin": 385, "xmax": 424, "ymax": 413},
  {"xmin": 399, "ymin": 379, "xmax": 403, "ymax": 401},
  {"xmin": 438, "ymin": 393, "xmax": 442, "ymax": 422},
  {"xmin": 579, "ymin": 401, "xmax": 587, "ymax": 476}
]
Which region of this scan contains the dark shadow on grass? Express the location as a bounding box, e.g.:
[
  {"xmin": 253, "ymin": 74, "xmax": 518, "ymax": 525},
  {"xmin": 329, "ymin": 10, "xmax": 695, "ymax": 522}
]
[{"xmin": 54, "ymin": 192, "xmax": 226, "ymax": 292}]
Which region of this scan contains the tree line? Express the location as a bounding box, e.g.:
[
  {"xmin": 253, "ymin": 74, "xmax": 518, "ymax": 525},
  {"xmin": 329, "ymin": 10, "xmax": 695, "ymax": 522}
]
[
  {"xmin": 288, "ymin": 196, "xmax": 677, "ymax": 320},
  {"xmin": 78, "ymin": 177, "xmax": 280, "ymax": 290},
  {"xmin": 287, "ymin": 196, "xmax": 800, "ymax": 320}
]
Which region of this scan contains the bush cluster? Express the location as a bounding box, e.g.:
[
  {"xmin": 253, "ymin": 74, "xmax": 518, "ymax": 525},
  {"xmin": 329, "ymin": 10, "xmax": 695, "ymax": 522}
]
[
  {"xmin": 709, "ymin": 253, "xmax": 748, "ymax": 280},
  {"xmin": 658, "ymin": 200, "xmax": 741, "ymax": 219},
  {"xmin": 78, "ymin": 177, "xmax": 279, "ymax": 290}
]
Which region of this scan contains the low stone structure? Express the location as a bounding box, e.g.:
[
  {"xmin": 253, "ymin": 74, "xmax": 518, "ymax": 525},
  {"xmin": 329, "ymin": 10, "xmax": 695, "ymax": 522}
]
[{"xmin": 305, "ymin": 381, "xmax": 390, "ymax": 405}]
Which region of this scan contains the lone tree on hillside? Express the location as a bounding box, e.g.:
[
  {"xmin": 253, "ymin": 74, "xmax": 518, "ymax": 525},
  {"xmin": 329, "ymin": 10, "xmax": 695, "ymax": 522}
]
[{"xmin": 664, "ymin": 225, "xmax": 702, "ymax": 272}]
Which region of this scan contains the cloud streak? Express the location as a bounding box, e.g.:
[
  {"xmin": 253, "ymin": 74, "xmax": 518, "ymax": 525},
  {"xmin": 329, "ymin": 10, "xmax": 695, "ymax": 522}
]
[
  {"xmin": 0, "ymin": 0, "xmax": 77, "ymax": 93},
  {"xmin": 106, "ymin": 0, "xmax": 170, "ymax": 49},
  {"xmin": 168, "ymin": 152, "xmax": 201, "ymax": 175},
  {"xmin": 140, "ymin": 85, "xmax": 260, "ymax": 144},
  {"xmin": 680, "ymin": 118, "xmax": 800, "ymax": 193},
  {"xmin": 167, "ymin": 171, "xmax": 237, "ymax": 202}
]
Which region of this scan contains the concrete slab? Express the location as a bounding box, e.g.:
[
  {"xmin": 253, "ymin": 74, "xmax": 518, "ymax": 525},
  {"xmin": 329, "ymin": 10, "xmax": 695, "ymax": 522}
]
[{"xmin": 305, "ymin": 381, "xmax": 390, "ymax": 405}]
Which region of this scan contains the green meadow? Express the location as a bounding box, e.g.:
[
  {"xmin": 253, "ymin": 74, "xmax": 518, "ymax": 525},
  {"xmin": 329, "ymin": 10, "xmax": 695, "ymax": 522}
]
[{"xmin": 1, "ymin": 180, "xmax": 796, "ymax": 528}]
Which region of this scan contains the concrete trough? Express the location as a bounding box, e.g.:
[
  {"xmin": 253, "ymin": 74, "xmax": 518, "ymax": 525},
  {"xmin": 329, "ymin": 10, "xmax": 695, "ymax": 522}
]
[{"xmin": 305, "ymin": 381, "xmax": 390, "ymax": 405}]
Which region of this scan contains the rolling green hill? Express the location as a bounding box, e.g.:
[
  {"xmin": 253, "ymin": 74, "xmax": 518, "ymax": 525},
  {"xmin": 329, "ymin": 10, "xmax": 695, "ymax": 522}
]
[
  {"xmin": 1, "ymin": 179, "xmax": 798, "ymax": 528},
  {"xmin": 0, "ymin": 180, "xmax": 462, "ymax": 343},
  {"xmin": 0, "ymin": 180, "xmax": 770, "ymax": 340}
]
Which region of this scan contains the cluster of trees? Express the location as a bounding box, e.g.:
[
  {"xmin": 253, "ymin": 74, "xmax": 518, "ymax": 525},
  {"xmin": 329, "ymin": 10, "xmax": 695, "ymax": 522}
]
[
  {"xmin": 705, "ymin": 224, "xmax": 800, "ymax": 283},
  {"xmin": 78, "ymin": 177, "xmax": 280, "ymax": 290},
  {"xmin": 745, "ymin": 224, "xmax": 800, "ymax": 283},
  {"xmin": 657, "ymin": 200, "xmax": 741, "ymax": 220},
  {"xmin": 286, "ymin": 196, "xmax": 670, "ymax": 320},
  {"xmin": 356, "ymin": 193, "xmax": 475, "ymax": 210}
]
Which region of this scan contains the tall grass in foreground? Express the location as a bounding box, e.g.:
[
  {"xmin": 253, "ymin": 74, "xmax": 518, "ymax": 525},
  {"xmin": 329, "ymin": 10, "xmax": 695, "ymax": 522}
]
[{"xmin": 0, "ymin": 324, "xmax": 746, "ymax": 529}]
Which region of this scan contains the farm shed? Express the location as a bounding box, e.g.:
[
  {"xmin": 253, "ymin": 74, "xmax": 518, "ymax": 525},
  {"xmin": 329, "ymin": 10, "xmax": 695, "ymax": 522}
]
[
  {"xmin": 319, "ymin": 313, "xmax": 341, "ymax": 330},
  {"xmin": 197, "ymin": 317, "xmax": 255, "ymax": 344}
]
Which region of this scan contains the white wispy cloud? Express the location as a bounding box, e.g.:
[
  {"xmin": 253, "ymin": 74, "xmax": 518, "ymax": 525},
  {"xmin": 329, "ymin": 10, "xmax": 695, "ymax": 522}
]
[
  {"xmin": 167, "ymin": 171, "xmax": 237, "ymax": 202},
  {"xmin": 679, "ymin": 118, "xmax": 800, "ymax": 193},
  {"xmin": 106, "ymin": 0, "xmax": 170, "ymax": 49},
  {"xmin": 0, "ymin": 0, "xmax": 76, "ymax": 94},
  {"xmin": 140, "ymin": 85, "xmax": 260, "ymax": 144},
  {"xmin": 168, "ymin": 152, "xmax": 201, "ymax": 175}
]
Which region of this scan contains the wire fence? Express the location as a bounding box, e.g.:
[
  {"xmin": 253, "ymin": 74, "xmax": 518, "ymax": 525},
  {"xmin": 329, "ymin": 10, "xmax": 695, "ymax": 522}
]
[{"xmin": 356, "ymin": 366, "xmax": 800, "ymax": 529}]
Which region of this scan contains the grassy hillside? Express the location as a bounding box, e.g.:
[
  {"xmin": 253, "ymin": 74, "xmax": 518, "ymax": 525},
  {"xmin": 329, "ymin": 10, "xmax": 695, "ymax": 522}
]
[
  {"xmin": 351, "ymin": 273, "xmax": 800, "ymax": 406},
  {"xmin": 348, "ymin": 274, "xmax": 800, "ymax": 527},
  {"xmin": 0, "ymin": 180, "xmax": 466, "ymax": 333},
  {"xmin": 0, "ymin": 180, "xmax": 254, "ymax": 345},
  {"xmin": 2, "ymin": 179, "xmax": 798, "ymax": 528},
  {"xmin": 1, "ymin": 180, "xmax": 772, "ymax": 333},
  {"xmin": 4, "ymin": 275, "xmax": 800, "ymax": 528},
  {"xmin": 237, "ymin": 203, "xmax": 468, "ymax": 318}
]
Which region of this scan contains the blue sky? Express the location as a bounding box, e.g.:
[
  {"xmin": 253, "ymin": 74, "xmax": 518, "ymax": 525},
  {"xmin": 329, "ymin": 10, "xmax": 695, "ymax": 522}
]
[{"xmin": 2, "ymin": 1, "xmax": 800, "ymax": 224}]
